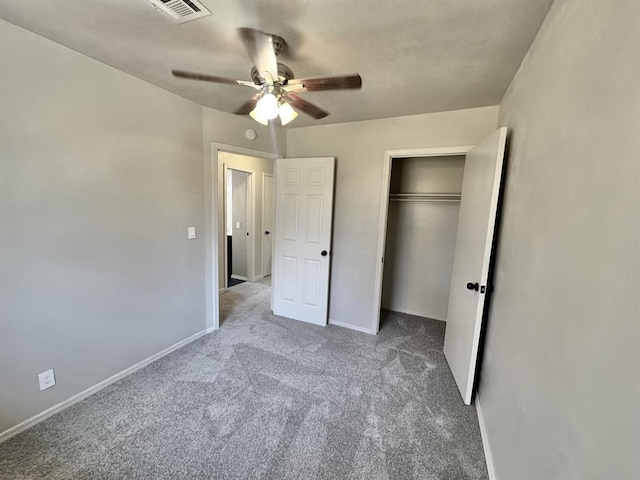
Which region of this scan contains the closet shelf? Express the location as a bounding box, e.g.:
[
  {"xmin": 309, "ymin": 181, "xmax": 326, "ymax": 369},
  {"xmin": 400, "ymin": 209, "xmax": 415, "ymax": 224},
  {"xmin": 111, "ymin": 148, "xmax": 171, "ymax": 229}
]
[{"xmin": 389, "ymin": 193, "xmax": 461, "ymax": 203}]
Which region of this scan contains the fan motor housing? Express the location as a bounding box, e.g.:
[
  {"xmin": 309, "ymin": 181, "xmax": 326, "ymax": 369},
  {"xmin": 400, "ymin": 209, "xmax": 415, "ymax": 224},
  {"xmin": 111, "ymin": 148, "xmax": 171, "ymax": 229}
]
[
  {"xmin": 251, "ymin": 63, "xmax": 295, "ymax": 86},
  {"xmin": 271, "ymin": 35, "xmax": 286, "ymax": 56}
]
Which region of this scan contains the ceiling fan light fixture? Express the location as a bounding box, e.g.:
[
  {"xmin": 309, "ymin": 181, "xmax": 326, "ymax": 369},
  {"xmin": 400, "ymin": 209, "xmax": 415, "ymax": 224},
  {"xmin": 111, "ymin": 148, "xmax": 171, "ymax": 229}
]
[
  {"xmin": 254, "ymin": 93, "xmax": 279, "ymax": 121},
  {"xmin": 249, "ymin": 108, "xmax": 269, "ymax": 126},
  {"xmin": 278, "ymin": 102, "xmax": 299, "ymax": 126},
  {"xmin": 172, "ymin": 29, "xmax": 362, "ymax": 124}
]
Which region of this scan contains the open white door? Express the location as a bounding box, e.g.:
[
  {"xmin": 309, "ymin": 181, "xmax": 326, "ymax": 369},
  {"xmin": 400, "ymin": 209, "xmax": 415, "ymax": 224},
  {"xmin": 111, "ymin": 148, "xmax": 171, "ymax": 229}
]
[
  {"xmin": 273, "ymin": 157, "xmax": 335, "ymax": 326},
  {"xmin": 444, "ymin": 127, "xmax": 507, "ymax": 405}
]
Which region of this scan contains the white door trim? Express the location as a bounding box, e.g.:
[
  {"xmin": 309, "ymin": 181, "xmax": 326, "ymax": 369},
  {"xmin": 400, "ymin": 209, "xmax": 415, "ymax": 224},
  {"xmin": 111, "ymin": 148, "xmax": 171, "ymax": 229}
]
[
  {"xmin": 208, "ymin": 142, "xmax": 281, "ymax": 331},
  {"xmin": 262, "ymin": 172, "xmax": 274, "ymax": 277},
  {"xmin": 371, "ymin": 146, "xmax": 473, "ymax": 334}
]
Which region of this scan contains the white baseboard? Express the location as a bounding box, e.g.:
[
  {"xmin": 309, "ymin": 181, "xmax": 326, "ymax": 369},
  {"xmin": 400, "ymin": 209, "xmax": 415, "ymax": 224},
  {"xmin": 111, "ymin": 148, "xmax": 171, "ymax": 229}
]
[
  {"xmin": 251, "ymin": 274, "xmax": 264, "ymax": 282},
  {"xmin": 329, "ymin": 319, "xmax": 376, "ymax": 335},
  {"xmin": 230, "ymin": 274, "xmax": 247, "ymax": 281},
  {"xmin": 0, "ymin": 327, "xmax": 214, "ymax": 444},
  {"xmin": 383, "ymin": 306, "xmax": 446, "ymax": 322},
  {"xmin": 476, "ymin": 393, "xmax": 497, "ymax": 480}
]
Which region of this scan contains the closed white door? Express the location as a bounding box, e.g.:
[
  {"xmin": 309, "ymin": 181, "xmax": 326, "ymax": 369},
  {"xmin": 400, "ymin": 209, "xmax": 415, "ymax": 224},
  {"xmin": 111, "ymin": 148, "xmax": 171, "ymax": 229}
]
[
  {"xmin": 273, "ymin": 157, "xmax": 335, "ymax": 326},
  {"xmin": 443, "ymin": 127, "xmax": 507, "ymax": 405},
  {"xmin": 263, "ymin": 173, "xmax": 274, "ymax": 276}
]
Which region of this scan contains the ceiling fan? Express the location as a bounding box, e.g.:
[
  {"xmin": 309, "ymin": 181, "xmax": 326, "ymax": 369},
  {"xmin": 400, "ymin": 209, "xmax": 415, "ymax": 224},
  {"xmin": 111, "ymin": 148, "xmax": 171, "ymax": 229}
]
[{"xmin": 171, "ymin": 27, "xmax": 362, "ymax": 126}]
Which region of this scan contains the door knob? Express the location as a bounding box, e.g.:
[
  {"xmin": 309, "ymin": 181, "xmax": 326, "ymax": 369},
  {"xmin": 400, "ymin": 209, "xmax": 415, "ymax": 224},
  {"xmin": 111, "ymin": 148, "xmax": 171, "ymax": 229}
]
[
  {"xmin": 265, "ymin": 231, "xmax": 270, "ymax": 235},
  {"xmin": 321, "ymin": 250, "xmax": 328, "ymax": 257},
  {"xmin": 466, "ymin": 282, "xmax": 479, "ymax": 291}
]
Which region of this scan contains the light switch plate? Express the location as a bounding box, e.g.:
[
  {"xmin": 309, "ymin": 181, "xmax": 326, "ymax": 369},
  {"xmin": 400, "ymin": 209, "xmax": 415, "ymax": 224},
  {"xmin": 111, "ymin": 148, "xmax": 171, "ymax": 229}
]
[{"xmin": 188, "ymin": 227, "xmax": 196, "ymax": 239}]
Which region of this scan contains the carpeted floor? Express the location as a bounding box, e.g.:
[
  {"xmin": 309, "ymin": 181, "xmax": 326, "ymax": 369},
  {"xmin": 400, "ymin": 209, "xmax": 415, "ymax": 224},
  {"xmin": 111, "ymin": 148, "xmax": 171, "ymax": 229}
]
[{"xmin": 0, "ymin": 279, "xmax": 488, "ymax": 479}]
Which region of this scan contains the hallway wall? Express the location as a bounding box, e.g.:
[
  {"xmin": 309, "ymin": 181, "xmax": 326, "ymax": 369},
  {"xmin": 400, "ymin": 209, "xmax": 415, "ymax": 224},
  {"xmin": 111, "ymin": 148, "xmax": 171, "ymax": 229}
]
[{"xmin": 230, "ymin": 170, "xmax": 249, "ymax": 279}]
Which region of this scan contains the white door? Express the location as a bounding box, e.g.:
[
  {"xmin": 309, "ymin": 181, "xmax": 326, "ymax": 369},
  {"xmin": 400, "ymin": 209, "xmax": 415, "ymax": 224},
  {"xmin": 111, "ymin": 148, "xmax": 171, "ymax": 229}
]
[
  {"xmin": 443, "ymin": 127, "xmax": 507, "ymax": 405},
  {"xmin": 273, "ymin": 157, "xmax": 335, "ymax": 326},
  {"xmin": 263, "ymin": 173, "xmax": 274, "ymax": 276}
]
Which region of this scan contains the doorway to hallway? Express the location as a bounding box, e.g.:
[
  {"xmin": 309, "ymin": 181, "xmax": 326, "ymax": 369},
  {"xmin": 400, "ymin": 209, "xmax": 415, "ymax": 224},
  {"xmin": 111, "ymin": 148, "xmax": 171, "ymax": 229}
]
[{"xmin": 216, "ymin": 149, "xmax": 276, "ymax": 326}]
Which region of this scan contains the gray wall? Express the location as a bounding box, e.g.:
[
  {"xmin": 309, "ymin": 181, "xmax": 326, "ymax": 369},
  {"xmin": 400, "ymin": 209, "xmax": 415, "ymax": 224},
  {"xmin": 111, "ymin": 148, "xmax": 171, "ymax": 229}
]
[
  {"xmin": 479, "ymin": 1, "xmax": 640, "ymax": 479},
  {"xmin": 0, "ymin": 20, "xmax": 205, "ymax": 432},
  {"xmin": 287, "ymin": 107, "xmax": 498, "ymax": 331},
  {"xmin": 230, "ymin": 170, "xmax": 249, "ymax": 279},
  {"xmin": 382, "ymin": 156, "xmax": 464, "ymax": 320}
]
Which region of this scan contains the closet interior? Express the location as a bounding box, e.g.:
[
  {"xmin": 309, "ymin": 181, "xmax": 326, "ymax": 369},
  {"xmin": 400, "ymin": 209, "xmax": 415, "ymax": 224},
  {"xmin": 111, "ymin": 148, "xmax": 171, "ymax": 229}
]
[{"xmin": 381, "ymin": 155, "xmax": 465, "ymax": 322}]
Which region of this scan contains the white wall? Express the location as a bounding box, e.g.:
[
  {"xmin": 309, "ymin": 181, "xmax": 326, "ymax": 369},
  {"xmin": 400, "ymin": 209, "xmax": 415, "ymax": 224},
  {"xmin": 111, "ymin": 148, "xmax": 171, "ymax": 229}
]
[
  {"xmin": 286, "ymin": 107, "xmax": 498, "ymax": 332},
  {"xmin": 382, "ymin": 156, "xmax": 465, "ymax": 320},
  {"xmin": 0, "ymin": 19, "xmax": 205, "ymax": 433},
  {"xmin": 478, "ymin": 1, "xmax": 640, "ymax": 479}
]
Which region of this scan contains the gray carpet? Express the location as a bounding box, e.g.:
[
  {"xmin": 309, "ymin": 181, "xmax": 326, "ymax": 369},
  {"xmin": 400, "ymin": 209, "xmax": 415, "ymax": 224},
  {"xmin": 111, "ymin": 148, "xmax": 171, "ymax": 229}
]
[{"xmin": 0, "ymin": 280, "xmax": 488, "ymax": 479}]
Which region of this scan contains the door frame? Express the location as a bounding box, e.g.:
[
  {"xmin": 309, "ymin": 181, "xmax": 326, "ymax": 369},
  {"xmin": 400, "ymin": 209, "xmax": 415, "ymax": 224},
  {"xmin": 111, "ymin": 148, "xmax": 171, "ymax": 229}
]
[
  {"xmin": 224, "ymin": 166, "xmax": 253, "ymax": 285},
  {"xmin": 208, "ymin": 142, "xmax": 281, "ymax": 331},
  {"xmin": 371, "ymin": 145, "xmax": 472, "ymax": 334},
  {"xmin": 261, "ymin": 172, "xmax": 274, "ymax": 278}
]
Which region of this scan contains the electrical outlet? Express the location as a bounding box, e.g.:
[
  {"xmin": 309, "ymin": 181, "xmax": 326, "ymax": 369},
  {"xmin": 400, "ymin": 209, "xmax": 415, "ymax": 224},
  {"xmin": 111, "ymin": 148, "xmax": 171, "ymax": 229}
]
[{"xmin": 38, "ymin": 369, "xmax": 55, "ymax": 391}]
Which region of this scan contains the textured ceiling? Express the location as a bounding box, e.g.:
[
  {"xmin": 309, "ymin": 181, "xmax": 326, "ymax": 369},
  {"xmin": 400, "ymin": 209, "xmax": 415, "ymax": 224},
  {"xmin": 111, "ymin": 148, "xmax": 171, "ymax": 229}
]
[{"xmin": 0, "ymin": 0, "xmax": 553, "ymax": 127}]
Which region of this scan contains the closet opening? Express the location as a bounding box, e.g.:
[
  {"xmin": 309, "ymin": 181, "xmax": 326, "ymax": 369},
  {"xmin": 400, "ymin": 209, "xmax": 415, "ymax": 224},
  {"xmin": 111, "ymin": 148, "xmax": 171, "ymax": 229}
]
[
  {"xmin": 373, "ymin": 146, "xmax": 471, "ymax": 333},
  {"xmin": 382, "ymin": 155, "xmax": 465, "ymax": 324}
]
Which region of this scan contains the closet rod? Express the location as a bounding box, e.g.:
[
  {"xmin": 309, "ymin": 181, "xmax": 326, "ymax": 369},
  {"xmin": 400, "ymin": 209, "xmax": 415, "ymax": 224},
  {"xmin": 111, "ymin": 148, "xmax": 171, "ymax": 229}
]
[{"xmin": 389, "ymin": 193, "xmax": 461, "ymax": 203}]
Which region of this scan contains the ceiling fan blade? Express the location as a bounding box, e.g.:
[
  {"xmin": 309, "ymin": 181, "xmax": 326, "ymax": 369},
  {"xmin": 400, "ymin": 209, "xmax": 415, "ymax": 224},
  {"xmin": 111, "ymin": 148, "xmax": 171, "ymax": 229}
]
[
  {"xmin": 284, "ymin": 74, "xmax": 362, "ymax": 92},
  {"xmin": 172, "ymin": 70, "xmax": 260, "ymax": 89},
  {"xmin": 238, "ymin": 27, "xmax": 279, "ymax": 84},
  {"xmin": 234, "ymin": 94, "xmax": 261, "ymax": 115},
  {"xmin": 172, "ymin": 69, "xmax": 242, "ymax": 85},
  {"xmin": 281, "ymin": 93, "xmax": 329, "ymax": 120}
]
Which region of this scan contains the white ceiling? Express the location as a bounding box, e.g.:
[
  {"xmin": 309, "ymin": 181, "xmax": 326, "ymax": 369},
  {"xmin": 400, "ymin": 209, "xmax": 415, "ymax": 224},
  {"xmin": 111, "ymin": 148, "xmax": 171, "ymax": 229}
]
[{"xmin": 0, "ymin": 0, "xmax": 553, "ymax": 127}]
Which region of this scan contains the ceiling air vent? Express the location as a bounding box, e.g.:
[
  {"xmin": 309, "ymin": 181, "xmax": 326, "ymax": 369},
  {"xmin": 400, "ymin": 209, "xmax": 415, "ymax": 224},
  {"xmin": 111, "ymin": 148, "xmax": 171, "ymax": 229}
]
[{"xmin": 145, "ymin": 0, "xmax": 211, "ymax": 24}]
